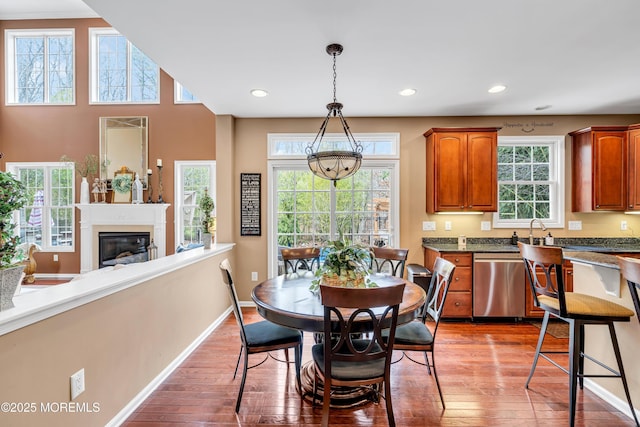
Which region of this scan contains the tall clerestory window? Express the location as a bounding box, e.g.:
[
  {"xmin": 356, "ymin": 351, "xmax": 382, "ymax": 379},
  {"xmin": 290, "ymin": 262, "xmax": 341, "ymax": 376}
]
[
  {"xmin": 5, "ymin": 29, "xmax": 75, "ymax": 105},
  {"xmin": 89, "ymin": 28, "xmax": 159, "ymax": 104}
]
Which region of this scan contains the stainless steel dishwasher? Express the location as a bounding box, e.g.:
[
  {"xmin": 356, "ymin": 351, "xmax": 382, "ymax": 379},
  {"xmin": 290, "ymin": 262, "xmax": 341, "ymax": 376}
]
[{"xmin": 473, "ymin": 252, "xmax": 525, "ymax": 318}]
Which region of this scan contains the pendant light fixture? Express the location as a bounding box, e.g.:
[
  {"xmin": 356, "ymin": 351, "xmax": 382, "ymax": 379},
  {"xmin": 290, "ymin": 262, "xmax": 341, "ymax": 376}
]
[{"xmin": 306, "ymin": 43, "xmax": 363, "ymax": 186}]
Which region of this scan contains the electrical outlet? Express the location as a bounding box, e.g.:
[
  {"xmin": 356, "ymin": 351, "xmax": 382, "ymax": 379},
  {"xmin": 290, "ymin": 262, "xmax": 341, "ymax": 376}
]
[
  {"xmin": 444, "ymin": 221, "xmax": 452, "ymax": 231},
  {"xmin": 70, "ymin": 369, "xmax": 85, "ymax": 400},
  {"xmin": 568, "ymin": 220, "xmax": 582, "ymax": 231},
  {"xmin": 480, "ymin": 221, "xmax": 491, "ymax": 231},
  {"xmin": 621, "ymin": 220, "xmax": 628, "ymax": 231},
  {"xmin": 422, "ymin": 221, "xmax": 436, "ymax": 231},
  {"xmin": 53, "ymin": 254, "xmax": 58, "ymax": 262},
  {"xmin": 251, "ymin": 272, "xmax": 258, "ymax": 281}
]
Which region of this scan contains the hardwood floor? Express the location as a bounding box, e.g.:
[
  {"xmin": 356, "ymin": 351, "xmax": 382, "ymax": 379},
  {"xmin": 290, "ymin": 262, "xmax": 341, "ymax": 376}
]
[{"xmin": 123, "ymin": 309, "xmax": 636, "ymax": 426}]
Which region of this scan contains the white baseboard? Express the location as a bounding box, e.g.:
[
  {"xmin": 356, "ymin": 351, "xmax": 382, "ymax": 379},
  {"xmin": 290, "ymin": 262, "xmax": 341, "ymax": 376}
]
[
  {"xmin": 106, "ymin": 307, "xmax": 233, "ymax": 427},
  {"xmin": 584, "ymin": 379, "xmax": 639, "ymax": 423}
]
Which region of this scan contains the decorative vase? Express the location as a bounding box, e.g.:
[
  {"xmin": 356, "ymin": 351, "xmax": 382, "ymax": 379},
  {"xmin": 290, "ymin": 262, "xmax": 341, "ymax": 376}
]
[
  {"xmin": 0, "ymin": 265, "xmax": 26, "ymax": 311},
  {"xmin": 80, "ymin": 176, "xmax": 90, "ymax": 204},
  {"xmin": 203, "ymin": 232, "xmax": 212, "ymax": 249}
]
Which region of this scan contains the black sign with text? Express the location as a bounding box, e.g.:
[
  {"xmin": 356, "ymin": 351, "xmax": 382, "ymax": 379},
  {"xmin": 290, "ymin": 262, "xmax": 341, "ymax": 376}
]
[{"xmin": 240, "ymin": 173, "xmax": 261, "ymax": 236}]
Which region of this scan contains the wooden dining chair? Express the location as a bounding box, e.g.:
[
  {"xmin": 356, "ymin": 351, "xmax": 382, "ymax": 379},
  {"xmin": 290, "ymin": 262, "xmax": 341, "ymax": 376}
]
[
  {"xmin": 312, "ymin": 282, "xmax": 405, "ymax": 427},
  {"xmin": 618, "ymin": 256, "xmax": 640, "ymax": 325},
  {"xmin": 370, "ymin": 246, "xmax": 409, "ymax": 278},
  {"xmin": 385, "ymin": 256, "xmax": 455, "ymax": 408},
  {"xmin": 519, "ymin": 243, "xmax": 638, "ymax": 427},
  {"xmin": 219, "ymin": 259, "xmax": 303, "ymax": 412},
  {"xmin": 280, "ymin": 246, "xmax": 321, "ymax": 278}
]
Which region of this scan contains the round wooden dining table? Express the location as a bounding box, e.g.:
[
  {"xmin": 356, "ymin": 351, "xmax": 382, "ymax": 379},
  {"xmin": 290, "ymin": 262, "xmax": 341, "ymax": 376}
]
[
  {"xmin": 252, "ymin": 273, "xmax": 427, "ymax": 407},
  {"xmin": 251, "ymin": 273, "xmax": 427, "ymax": 333}
]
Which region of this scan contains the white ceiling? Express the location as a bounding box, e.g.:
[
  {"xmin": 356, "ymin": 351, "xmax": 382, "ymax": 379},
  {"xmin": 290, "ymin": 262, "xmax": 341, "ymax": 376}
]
[{"xmin": 3, "ymin": 0, "xmax": 640, "ymax": 118}]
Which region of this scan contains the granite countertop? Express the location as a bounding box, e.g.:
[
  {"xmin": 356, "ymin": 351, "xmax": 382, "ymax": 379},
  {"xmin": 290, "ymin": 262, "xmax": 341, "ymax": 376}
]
[
  {"xmin": 563, "ymin": 251, "xmax": 622, "ymax": 270},
  {"xmin": 422, "ymin": 237, "xmax": 640, "ymax": 255}
]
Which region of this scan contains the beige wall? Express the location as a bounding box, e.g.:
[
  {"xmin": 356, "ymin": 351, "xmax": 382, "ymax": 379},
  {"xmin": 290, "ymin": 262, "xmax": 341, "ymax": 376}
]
[
  {"xmin": 223, "ymin": 114, "xmax": 640, "ymax": 301},
  {"xmin": 0, "ymin": 249, "xmax": 234, "ymax": 426}
]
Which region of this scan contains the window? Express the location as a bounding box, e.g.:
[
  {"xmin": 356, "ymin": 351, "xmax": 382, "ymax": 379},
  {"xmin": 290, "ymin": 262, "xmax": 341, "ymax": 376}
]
[
  {"xmin": 6, "ymin": 163, "xmax": 75, "ymax": 252},
  {"xmin": 268, "ymin": 133, "xmax": 400, "ymax": 277},
  {"xmin": 174, "ymin": 161, "xmax": 216, "ymax": 246},
  {"xmin": 5, "ymin": 29, "xmax": 75, "ymax": 105},
  {"xmin": 174, "ymin": 82, "xmax": 199, "ymax": 103},
  {"xmin": 492, "ymin": 136, "xmax": 564, "ymax": 228},
  {"xmin": 89, "ymin": 28, "xmax": 159, "ymax": 104}
]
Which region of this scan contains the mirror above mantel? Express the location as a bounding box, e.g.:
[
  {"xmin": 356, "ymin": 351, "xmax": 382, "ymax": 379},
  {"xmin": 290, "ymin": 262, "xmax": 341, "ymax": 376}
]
[{"xmin": 100, "ymin": 116, "xmax": 148, "ymax": 187}]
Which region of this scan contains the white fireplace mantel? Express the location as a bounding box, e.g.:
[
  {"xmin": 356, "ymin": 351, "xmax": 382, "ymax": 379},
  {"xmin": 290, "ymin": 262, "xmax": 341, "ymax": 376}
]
[{"xmin": 76, "ymin": 203, "xmax": 170, "ymax": 273}]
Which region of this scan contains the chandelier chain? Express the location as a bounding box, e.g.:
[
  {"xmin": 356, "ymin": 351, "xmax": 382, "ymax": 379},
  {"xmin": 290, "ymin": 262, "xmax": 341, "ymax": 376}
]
[{"xmin": 332, "ymin": 52, "xmax": 338, "ymax": 104}]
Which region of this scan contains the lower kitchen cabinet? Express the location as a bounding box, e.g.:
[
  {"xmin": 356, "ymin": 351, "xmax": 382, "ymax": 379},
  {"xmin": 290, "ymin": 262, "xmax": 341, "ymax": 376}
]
[{"xmin": 424, "ymin": 248, "xmax": 472, "ymax": 319}]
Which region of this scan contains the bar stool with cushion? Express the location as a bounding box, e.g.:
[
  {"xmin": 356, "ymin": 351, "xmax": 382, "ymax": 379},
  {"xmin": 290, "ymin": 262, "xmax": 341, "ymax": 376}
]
[
  {"xmin": 518, "ymin": 243, "xmax": 638, "ymax": 427},
  {"xmin": 370, "ymin": 246, "xmax": 409, "ymax": 278},
  {"xmin": 219, "ymin": 259, "xmax": 303, "ymax": 412},
  {"xmin": 280, "ymin": 246, "xmax": 321, "ymax": 278},
  {"xmin": 384, "ymin": 256, "xmax": 456, "ymax": 408},
  {"xmin": 312, "ymin": 282, "xmax": 405, "ymax": 427},
  {"xmin": 619, "ymin": 256, "xmax": 640, "ymax": 325}
]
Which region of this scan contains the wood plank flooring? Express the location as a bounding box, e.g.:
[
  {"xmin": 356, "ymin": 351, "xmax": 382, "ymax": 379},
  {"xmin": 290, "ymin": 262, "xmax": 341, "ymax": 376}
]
[{"xmin": 123, "ymin": 309, "xmax": 636, "ymax": 426}]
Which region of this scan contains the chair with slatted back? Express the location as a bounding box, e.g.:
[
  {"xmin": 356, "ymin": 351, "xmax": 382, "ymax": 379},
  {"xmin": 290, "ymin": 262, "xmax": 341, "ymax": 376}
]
[
  {"xmin": 370, "ymin": 246, "xmax": 409, "ymax": 278},
  {"xmin": 618, "ymin": 256, "xmax": 640, "ymax": 325},
  {"xmin": 219, "ymin": 259, "xmax": 303, "ymax": 413},
  {"xmin": 519, "ymin": 243, "xmax": 638, "ymax": 427},
  {"xmin": 280, "ymin": 247, "xmax": 321, "ymax": 278},
  {"xmin": 384, "ymin": 256, "xmax": 455, "ymax": 408},
  {"xmin": 312, "ymin": 282, "xmax": 405, "ymax": 427}
]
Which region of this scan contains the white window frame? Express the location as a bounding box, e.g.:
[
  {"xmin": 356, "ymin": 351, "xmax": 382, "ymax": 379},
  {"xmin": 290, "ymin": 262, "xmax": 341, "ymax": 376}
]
[
  {"xmin": 174, "ymin": 82, "xmax": 200, "ymax": 104},
  {"xmin": 5, "ymin": 28, "xmax": 76, "ymax": 106},
  {"xmin": 492, "ymin": 135, "xmax": 565, "ymax": 229},
  {"xmin": 267, "ymin": 132, "xmax": 400, "ymax": 278},
  {"xmin": 174, "ymin": 160, "xmax": 216, "ymax": 247},
  {"xmin": 6, "ymin": 162, "xmax": 76, "ymax": 252},
  {"xmin": 88, "ymin": 27, "xmax": 160, "ymax": 105}
]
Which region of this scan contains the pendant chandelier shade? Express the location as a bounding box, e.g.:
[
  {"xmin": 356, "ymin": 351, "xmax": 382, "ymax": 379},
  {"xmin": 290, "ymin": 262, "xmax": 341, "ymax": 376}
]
[{"xmin": 306, "ymin": 44, "xmax": 363, "ymax": 186}]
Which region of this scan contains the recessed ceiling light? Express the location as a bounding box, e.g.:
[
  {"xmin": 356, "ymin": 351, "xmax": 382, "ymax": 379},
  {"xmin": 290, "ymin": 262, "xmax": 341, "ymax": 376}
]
[
  {"xmin": 535, "ymin": 104, "xmax": 552, "ymax": 111},
  {"xmin": 399, "ymin": 88, "xmax": 417, "ymax": 97},
  {"xmin": 488, "ymin": 85, "xmax": 507, "ymax": 94},
  {"xmin": 250, "ymin": 89, "xmax": 268, "ymax": 97}
]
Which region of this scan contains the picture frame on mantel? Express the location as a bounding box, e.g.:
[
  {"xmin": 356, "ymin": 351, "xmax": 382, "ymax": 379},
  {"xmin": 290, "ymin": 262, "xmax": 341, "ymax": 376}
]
[{"xmin": 111, "ymin": 166, "xmax": 134, "ymax": 203}]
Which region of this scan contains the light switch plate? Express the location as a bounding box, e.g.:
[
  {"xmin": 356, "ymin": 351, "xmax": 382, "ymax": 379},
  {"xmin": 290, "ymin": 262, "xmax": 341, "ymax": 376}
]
[
  {"xmin": 444, "ymin": 221, "xmax": 452, "ymax": 231},
  {"xmin": 568, "ymin": 220, "xmax": 582, "ymax": 230},
  {"xmin": 422, "ymin": 221, "xmax": 436, "ymax": 231},
  {"xmin": 480, "ymin": 221, "xmax": 491, "ymax": 231}
]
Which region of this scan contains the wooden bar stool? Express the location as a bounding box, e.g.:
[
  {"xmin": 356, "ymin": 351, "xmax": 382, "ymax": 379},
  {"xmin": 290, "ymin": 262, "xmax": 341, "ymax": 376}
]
[{"xmin": 519, "ymin": 243, "xmax": 638, "ymax": 427}]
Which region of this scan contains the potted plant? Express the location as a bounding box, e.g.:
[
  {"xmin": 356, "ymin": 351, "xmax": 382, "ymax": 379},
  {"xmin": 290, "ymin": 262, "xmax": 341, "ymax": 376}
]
[
  {"xmin": 199, "ymin": 188, "xmax": 215, "ymax": 249},
  {"xmin": 61, "ymin": 154, "xmax": 99, "ymax": 204},
  {"xmin": 310, "ymin": 232, "xmax": 376, "ymax": 293},
  {"xmin": 0, "ymin": 170, "xmax": 28, "ymax": 310}
]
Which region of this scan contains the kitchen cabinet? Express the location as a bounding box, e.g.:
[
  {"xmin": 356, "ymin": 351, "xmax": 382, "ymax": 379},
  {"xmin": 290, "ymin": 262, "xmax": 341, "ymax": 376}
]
[
  {"xmin": 524, "ymin": 259, "xmax": 573, "ymax": 318},
  {"xmin": 424, "ymin": 127, "xmax": 500, "ymax": 213},
  {"xmin": 570, "ymin": 126, "xmax": 628, "ymax": 212},
  {"xmin": 424, "ymin": 248, "xmax": 472, "ymax": 318},
  {"xmin": 627, "ymin": 125, "xmax": 640, "ymax": 210}
]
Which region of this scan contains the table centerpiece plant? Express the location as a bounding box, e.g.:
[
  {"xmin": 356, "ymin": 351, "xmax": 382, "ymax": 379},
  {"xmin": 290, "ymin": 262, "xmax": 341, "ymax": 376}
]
[
  {"xmin": 309, "ymin": 232, "xmax": 377, "ymax": 293},
  {"xmin": 0, "ymin": 169, "xmax": 28, "ymax": 310}
]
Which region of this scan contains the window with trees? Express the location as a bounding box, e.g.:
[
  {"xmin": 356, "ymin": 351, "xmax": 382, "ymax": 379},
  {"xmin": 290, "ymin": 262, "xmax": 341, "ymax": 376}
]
[
  {"xmin": 6, "ymin": 163, "xmax": 75, "ymax": 251},
  {"xmin": 268, "ymin": 133, "xmax": 399, "ymax": 277},
  {"xmin": 89, "ymin": 28, "xmax": 159, "ymax": 104},
  {"xmin": 493, "ymin": 135, "xmax": 564, "ymax": 228},
  {"xmin": 174, "ymin": 161, "xmax": 216, "ymax": 247},
  {"xmin": 174, "ymin": 82, "xmax": 199, "ymax": 103},
  {"xmin": 5, "ymin": 29, "xmax": 75, "ymax": 105}
]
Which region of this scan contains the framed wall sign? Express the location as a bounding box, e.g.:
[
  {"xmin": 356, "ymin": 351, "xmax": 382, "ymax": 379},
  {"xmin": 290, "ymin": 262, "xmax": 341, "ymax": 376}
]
[{"xmin": 240, "ymin": 173, "xmax": 261, "ymax": 236}]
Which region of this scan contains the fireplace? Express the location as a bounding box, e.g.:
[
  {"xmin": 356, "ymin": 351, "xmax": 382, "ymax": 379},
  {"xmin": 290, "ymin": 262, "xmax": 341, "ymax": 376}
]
[
  {"xmin": 99, "ymin": 232, "xmax": 150, "ymax": 268},
  {"xmin": 76, "ymin": 204, "xmax": 169, "ymax": 273}
]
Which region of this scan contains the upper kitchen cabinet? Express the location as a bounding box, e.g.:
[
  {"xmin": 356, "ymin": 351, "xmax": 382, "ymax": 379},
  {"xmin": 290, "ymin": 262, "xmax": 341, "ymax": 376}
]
[
  {"xmin": 424, "ymin": 127, "xmax": 500, "ymax": 213},
  {"xmin": 627, "ymin": 124, "xmax": 640, "ymax": 211},
  {"xmin": 570, "ymin": 126, "xmax": 628, "ymax": 212}
]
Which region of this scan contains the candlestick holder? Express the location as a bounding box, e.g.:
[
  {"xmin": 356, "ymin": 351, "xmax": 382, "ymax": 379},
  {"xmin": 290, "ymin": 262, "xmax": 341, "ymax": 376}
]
[
  {"xmin": 146, "ymin": 172, "xmax": 154, "ymax": 203},
  {"xmin": 157, "ymin": 165, "xmax": 164, "ymax": 203}
]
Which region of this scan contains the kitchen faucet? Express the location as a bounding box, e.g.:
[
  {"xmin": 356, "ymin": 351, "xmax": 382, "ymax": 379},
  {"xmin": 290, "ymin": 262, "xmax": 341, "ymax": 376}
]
[{"xmin": 529, "ymin": 218, "xmax": 547, "ymax": 245}]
